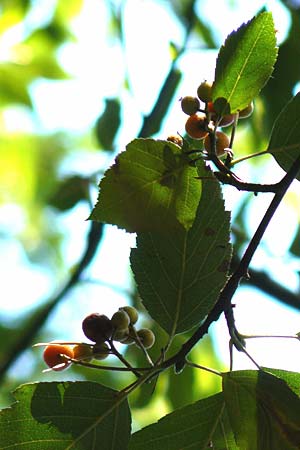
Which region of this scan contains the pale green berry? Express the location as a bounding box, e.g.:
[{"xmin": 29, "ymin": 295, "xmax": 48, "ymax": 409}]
[
  {"xmin": 136, "ymin": 328, "xmax": 155, "ymax": 349},
  {"xmin": 119, "ymin": 306, "xmax": 139, "ymax": 325}
]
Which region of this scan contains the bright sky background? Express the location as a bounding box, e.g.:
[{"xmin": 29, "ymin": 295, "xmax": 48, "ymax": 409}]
[{"xmin": 2, "ymin": 0, "xmax": 300, "ymax": 382}]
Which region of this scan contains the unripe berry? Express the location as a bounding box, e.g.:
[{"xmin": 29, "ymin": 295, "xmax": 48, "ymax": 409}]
[
  {"xmin": 185, "ymin": 114, "xmax": 208, "ymax": 140},
  {"xmin": 121, "ymin": 334, "xmax": 135, "ymax": 345},
  {"xmin": 204, "ymin": 131, "xmax": 230, "ymax": 157},
  {"xmin": 197, "ymin": 81, "xmax": 213, "ymax": 103},
  {"xmin": 73, "ymin": 344, "xmax": 93, "ymax": 362},
  {"xmin": 93, "ymin": 342, "xmax": 110, "ymax": 360},
  {"xmin": 111, "ymin": 310, "xmax": 130, "ymax": 332},
  {"xmin": 119, "ymin": 306, "xmax": 139, "ymax": 325},
  {"xmin": 239, "ymin": 102, "xmax": 254, "ymax": 118},
  {"xmin": 82, "ymin": 313, "xmax": 113, "ymax": 343},
  {"xmin": 113, "ymin": 328, "xmax": 130, "ymax": 342},
  {"xmin": 136, "ymin": 328, "xmax": 155, "ymax": 349},
  {"xmin": 180, "ymin": 96, "xmax": 200, "ymax": 115},
  {"xmin": 43, "ymin": 344, "xmax": 73, "ymax": 371}
]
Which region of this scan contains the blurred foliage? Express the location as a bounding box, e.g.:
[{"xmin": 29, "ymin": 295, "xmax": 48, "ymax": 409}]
[{"xmin": 0, "ymin": 0, "xmax": 300, "ymax": 433}]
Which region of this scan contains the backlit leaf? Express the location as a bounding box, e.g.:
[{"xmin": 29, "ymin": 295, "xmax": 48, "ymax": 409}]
[
  {"xmin": 90, "ymin": 139, "xmax": 201, "ymax": 233},
  {"xmin": 268, "ymin": 92, "xmax": 300, "ymax": 181},
  {"xmin": 130, "ymin": 162, "xmax": 232, "ymax": 336},
  {"xmin": 213, "ymin": 12, "xmax": 277, "ymax": 114},
  {"xmin": 0, "ymin": 382, "xmax": 131, "ymax": 450},
  {"xmin": 223, "ymin": 370, "xmax": 300, "ymax": 450},
  {"xmin": 129, "ymin": 392, "xmax": 238, "ymax": 450}
]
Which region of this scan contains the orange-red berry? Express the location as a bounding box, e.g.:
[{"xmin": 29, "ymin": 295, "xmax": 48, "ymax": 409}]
[
  {"xmin": 185, "ymin": 114, "xmax": 208, "ymax": 139},
  {"xmin": 73, "ymin": 344, "xmax": 93, "ymax": 362},
  {"xmin": 239, "ymin": 102, "xmax": 254, "ymax": 118},
  {"xmin": 204, "ymin": 131, "xmax": 230, "ymax": 157},
  {"xmin": 167, "ymin": 134, "xmax": 183, "ymax": 147},
  {"xmin": 43, "ymin": 344, "xmax": 74, "ymax": 371}
]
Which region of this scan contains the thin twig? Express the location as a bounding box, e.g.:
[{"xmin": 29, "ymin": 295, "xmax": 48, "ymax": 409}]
[{"xmin": 160, "ymin": 156, "xmax": 300, "ymax": 372}]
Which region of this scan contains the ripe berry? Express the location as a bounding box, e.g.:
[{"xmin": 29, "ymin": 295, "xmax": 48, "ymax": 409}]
[
  {"xmin": 82, "ymin": 313, "xmax": 113, "ymax": 343},
  {"xmin": 197, "ymin": 81, "xmax": 213, "ymax": 103},
  {"xmin": 43, "ymin": 344, "xmax": 74, "ymax": 371},
  {"xmin": 73, "ymin": 344, "xmax": 93, "ymax": 362},
  {"xmin": 136, "ymin": 328, "xmax": 155, "ymax": 349},
  {"xmin": 167, "ymin": 134, "xmax": 183, "ymax": 147},
  {"xmin": 119, "ymin": 306, "xmax": 139, "ymax": 325},
  {"xmin": 111, "ymin": 310, "xmax": 130, "ymax": 332},
  {"xmin": 239, "ymin": 102, "xmax": 254, "ymax": 118},
  {"xmin": 180, "ymin": 96, "xmax": 200, "ymax": 115},
  {"xmin": 93, "ymin": 342, "xmax": 110, "ymax": 360},
  {"xmin": 204, "ymin": 131, "xmax": 230, "ymax": 157},
  {"xmin": 185, "ymin": 114, "xmax": 208, "ymax": 140}
]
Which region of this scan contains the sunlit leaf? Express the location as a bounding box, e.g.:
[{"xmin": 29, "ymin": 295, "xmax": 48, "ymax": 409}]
[
  {"xmin": 213, "ymin": 12, "xmax": 277, "ymax": 114},
  {"xmin": 129, "ymin": 392, "xmax": 238, "ymax": 450},
  {"xmin": 268, "ymin": 92, "xmax": 300, "ymax": 180},
  {"xmin": 90, "ymin": 139, "xmax": 201, "ymax": 232},
  {"xmin": 0, "ymin": 382, "xmax": 131, "ymax": 450},
  {"xmin": 223, "ymin": 370, "xmax": 300, "ymax": 450},
  {"xmin": 130, "ymin": 162, "xmax": 231, "ymax": 336},
  {"xmin": 262, "ymin": 11, "xmax": 300, "ymax": 133}
]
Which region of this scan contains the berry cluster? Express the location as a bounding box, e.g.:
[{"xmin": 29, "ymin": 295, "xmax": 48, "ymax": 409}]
[
  {"xmin": 41, "ymin": 306, "xmax": 155, "ymax": 372},
  {"xmin": 180, "ymin": 81, "xmax": 253, "ymax": 157}
]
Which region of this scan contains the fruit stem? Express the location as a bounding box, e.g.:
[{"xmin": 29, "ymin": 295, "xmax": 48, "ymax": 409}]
[{"xmin": 109, "ymin": 340, "xmax": 143, "ymax": 377}]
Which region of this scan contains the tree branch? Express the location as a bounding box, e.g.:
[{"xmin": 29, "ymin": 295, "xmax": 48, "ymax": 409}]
[{"xmin": 161, "ymin": 156, "xmax": 300, "ymax": 371}]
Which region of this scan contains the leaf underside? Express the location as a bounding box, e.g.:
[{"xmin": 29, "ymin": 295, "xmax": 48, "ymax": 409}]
[
  {"xmin": 129, "ymin": 392, "xmax": 238, "ymax": 450},
  {"xmin": 130, "ymin": 369, "xmax": 300, "ymax": 450},
  {"xmin": 130, "ymin": 161, "xmax": 232, "ymax": 336},
  {"xmin": 0, "ymin": 382, "xmax": 131, "ymax": 450},
  {"xmin": 90, "ymin": 139, "xmax": 202, "ymax": 233}
]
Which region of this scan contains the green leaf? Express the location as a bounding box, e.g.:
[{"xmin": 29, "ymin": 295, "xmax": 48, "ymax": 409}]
[
  {"xmin": 90, "ymin": 139, "xmax": 201, "ymax": 233},
  {"xmin": 130, "ymin": 162, "xmax": 232, "ymax": 336},
  {"xmin": 213, "ymin": 12, "xmax": 277, "ymax": 114},
  {"xmin": 223, "ymin": 370, "xmax": 300, "ymax": 450},
  {"xmin": 262, "ymin": 11, "xmax": 300, "ymax": 133},
  {"xmin": 95, "ymin": 98, "xmax": 121, "ymax": 151},
  {"xmin": 0, "ymin": 63, "xmax": 32, "ymax": 107},
  {"xmin": 268, "ymin": 92, "xmax": 300, "ymax": 180},
  {"xmin": 0, "ymin": 382, "xmax": 131, "ymax": 450},
  {"xmin": 129, "ymin": 393, "xmax": 238, "ymax": 450}
]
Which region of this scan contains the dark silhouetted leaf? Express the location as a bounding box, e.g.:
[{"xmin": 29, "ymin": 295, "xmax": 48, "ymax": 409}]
[
  {"xmin": 0, "ymin": 382, "xmax": 131, "ymax": 450},
  {"xmin": 130, "ymin": 162, "xmax": 231, "ymax": 335},
  {"xmin": 262, "ymin": 10, "xmax": 300, "ymax": 133},
  {"xmin": 95, "ymin": 98, "xmax": 121, "ymax": 151},
  {"xmin": 90, "ymin": 139, "xmax": 201, "ymax": 233},
  {"xmin": 268, "ymin": 92, "xmax": 300, "ymax": 180},
  {"xmin": 213, "ymin": 12, "xmax": 277, "ymax": 114},
  {"xmin": 49, "ymin": 175, "xmax": 89, "ymax": 211}
]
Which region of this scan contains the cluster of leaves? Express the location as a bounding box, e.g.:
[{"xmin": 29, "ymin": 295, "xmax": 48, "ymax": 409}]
[{"xmin": 1, "ymin": 10, "xmax": 300, "ymax": 450}]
